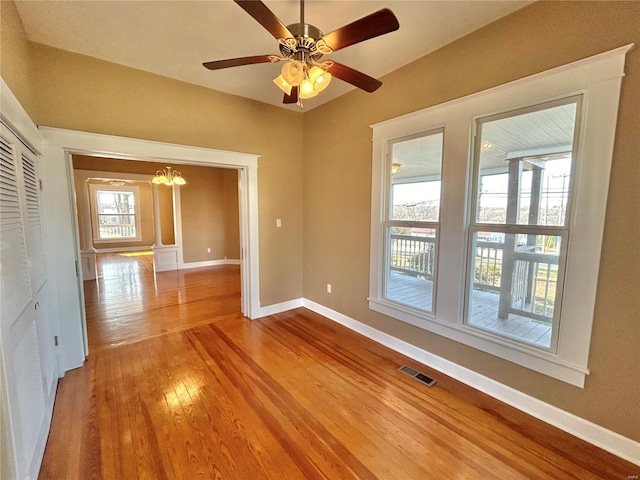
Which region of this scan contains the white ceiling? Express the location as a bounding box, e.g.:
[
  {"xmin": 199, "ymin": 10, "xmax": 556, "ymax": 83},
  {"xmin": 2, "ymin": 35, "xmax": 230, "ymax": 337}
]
[{"xmin": 15, "ymin": 0, "xmax": 533, "ymax": 111}]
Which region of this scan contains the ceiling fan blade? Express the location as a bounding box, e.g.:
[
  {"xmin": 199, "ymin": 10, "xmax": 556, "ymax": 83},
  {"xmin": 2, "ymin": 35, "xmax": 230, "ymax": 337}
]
[
  {"xmin": 234, "ymin": 0, "xmax": 293, "ymax": 40},
  {"xmin": 203, "ymin": 55, "xmax": 275, "ymax": 70},
  {"xmin": 321, "ymin": 9, "xmax": 399, "ymax": 52},
  {"xmin": 327, "ymin": 62, "xmax": 382, "ymax": 93},
  {"xmin": 283, "ymin": 86, "xmax": 299, "ymax": 104}
]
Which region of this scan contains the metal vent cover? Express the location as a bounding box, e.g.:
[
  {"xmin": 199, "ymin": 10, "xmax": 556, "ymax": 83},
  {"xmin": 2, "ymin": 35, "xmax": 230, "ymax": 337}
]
[{"xmin": 399, "ymin": 365, "xmax": 437, "ymax": 387}]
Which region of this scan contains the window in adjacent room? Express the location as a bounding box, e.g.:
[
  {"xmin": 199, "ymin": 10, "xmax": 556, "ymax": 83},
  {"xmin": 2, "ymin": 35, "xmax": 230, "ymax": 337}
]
[{"xmin": 89, "ymin": 184, "xmax": 141, "ymax": 242}]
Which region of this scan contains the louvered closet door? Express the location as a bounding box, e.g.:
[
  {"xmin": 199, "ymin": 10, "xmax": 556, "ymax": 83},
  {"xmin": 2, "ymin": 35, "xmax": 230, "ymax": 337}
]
[
  {"xmin": 22, "ymin": 146, "xmax": 58, "ymax": 405},
  {"xmin": 22, "ymin": 152, "xmax": 46, "ymax": 293},
  {"xmin": 0, "ymin": 124, "xmax": 50, "ymax": 479},
  {"xmin": 0, "ymin": 133, "xmax": 32, "ymax": 318}
]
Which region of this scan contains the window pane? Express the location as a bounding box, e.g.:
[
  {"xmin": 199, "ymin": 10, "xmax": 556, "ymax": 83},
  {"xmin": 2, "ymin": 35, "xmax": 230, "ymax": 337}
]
[
  {"xmin": 467, "ymin": 231, "xmax": 562, "ymax": 349},
  {"xmin": 385, "ymin": 226, "xmax": 436, "ymax": 312},
  {"xmin": 96, "ymin": 190, "xmax": 136, "ymax": 214},
  {"xmin": 476, "ymin": 101, "xmax": 577, "ymax": 226},
  {"xmin": 98, "ymin": 214, "xmax": 136, "ymax": 238},
  {"xmin": 390, "ymin": 131, "xmax": 443, "ymax": 222}
]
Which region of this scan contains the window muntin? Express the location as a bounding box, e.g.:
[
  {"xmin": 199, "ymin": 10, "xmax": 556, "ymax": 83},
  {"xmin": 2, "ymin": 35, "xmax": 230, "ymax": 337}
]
[
  {"xmin": 384, "ymin": 130, "xmax": 443, "ymax": 314},
  {"xmin": 465, "ymin": 97, "xmax": 580, "ymax": 350}
]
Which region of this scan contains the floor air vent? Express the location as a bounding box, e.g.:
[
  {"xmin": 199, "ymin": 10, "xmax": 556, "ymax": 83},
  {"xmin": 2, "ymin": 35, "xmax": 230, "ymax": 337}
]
[{"xmin": 399, "ymin": 365, "xmax": 437, "ymax": 387}]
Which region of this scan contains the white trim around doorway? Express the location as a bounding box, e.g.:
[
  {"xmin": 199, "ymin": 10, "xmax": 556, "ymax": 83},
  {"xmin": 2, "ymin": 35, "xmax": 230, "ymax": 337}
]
[{"xmin": 39, "ymin": 127, "xmax": 262, "ymax": 371}]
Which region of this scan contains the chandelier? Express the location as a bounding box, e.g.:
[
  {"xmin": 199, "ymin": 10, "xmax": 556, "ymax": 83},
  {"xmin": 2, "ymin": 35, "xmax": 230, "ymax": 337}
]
[{"xmin": 151, "ymin": 166, "xmax": 186, "ymax": 186}]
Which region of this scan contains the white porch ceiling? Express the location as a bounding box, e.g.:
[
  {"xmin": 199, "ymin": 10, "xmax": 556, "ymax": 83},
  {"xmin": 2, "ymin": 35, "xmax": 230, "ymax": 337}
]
[{"xmin": 15, "ymin": 0, "xmax": 533, "ymax": 111}]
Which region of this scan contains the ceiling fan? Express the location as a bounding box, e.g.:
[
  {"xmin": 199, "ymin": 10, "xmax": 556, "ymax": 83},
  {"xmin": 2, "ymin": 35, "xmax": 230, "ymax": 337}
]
[{"xmin": 203, "ymin": 0, "xmax": 399, "ymax": 107}]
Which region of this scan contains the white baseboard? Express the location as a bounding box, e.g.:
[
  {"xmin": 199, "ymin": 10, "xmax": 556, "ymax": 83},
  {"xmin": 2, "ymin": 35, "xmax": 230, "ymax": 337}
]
[
  {"xmin": 96, "ymin": 246, "xmax": 152, "ymax": 253},
  {"xmin": 254, "ymin": 298, "xmax": 304, "ymax": 319},
  {"xmin": 302, "ymin": 298, "xmax": 640, "ymax": 466},
  {"xmin": 181, "ymin": 258, "xmax": 242, "ymax": 270},
  {"xmin": 225, "ymin": 258, "xmax": 241, "ymax": 265},
  {"xmin": 181, "ymin": 259, "xmax": 226, "ymax": 269}
]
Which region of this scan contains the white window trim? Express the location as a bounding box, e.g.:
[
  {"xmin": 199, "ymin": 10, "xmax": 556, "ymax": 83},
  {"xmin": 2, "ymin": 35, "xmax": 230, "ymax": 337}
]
[
  {"xmin": 88, "ymin": 183, "xmax": 142, "ymax": 243},
  {"xmin": 369, "ymin": 44, "xmax": 633, "ymax": 387}
]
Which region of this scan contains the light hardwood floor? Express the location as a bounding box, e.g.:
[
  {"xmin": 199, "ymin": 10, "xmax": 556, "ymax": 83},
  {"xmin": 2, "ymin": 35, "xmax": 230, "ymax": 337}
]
[
  {"xmin": 38, "ymin": 254, "xmax": 637, "ymax": 479},
  {"xmin": 85, "ymin": 252, "xmax": 241, "ymax": 352}
]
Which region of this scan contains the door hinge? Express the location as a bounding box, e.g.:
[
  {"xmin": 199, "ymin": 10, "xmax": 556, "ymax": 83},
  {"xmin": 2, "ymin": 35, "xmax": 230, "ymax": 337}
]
[
  {"xmin": 54, "ymin": 336, "xmax": 59, "ymax": 346},
  {"xmin": 39, "ymin": 179, "xmax": 44, "ymax": 191},
  {"xmin": 75, "ymin": 260, "xmax": 79, "ymax": 277}
]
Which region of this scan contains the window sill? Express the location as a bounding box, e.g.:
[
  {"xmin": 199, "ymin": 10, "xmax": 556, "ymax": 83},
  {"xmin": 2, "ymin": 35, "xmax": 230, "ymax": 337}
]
[
  {"xmin": 93, "ymin": 237, "xmax": 143, "ymax": 244},
  {"xmin": 368, "ymin": 297, "xmax": 589, "ymax": 387}
]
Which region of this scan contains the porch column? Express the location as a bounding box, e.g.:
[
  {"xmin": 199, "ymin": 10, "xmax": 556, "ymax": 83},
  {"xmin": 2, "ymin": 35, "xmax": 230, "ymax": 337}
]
[
  {"xmin": 498, "ymin": 158, "xmax": 522, "ymax": 319},
  {"xmin": 525, "ymin": 164, "xmax": 544, "ymax": 304}
]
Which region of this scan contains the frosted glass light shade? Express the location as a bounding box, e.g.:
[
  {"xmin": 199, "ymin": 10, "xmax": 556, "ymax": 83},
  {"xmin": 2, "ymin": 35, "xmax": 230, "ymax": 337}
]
[
  {"xmin": 273, "ymin": 75, "xmax": 293, "ymax": 95},
  {"xmin": 299, "ymin": 79, "xmax": 319, "ymax": 99},
  {"xmin": 152, "ymin": 175, "xmax": 168, "ymax": 184},
  {"xmin": 309, "ymin": 66, "xmax": 332, "ymax": 93},
  {"xmin": 281, "ymin": 60, "xmax": 304, "ymax": 86}
]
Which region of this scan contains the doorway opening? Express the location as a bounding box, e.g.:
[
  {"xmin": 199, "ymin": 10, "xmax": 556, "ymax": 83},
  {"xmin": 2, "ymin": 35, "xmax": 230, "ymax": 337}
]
[
  {"xmin": 40, "ymin": 126, "xmax": 261, "ymax": 368},
  {"xmin": 72, "ymin": 156, "xmax": 244, "ymax": 352}
]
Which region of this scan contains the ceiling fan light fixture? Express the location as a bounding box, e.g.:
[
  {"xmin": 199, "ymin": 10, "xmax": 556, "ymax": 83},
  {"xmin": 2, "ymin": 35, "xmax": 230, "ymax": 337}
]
[
  {"xmin": 203, "ymin": 1, "xmax": 399, "ymax": 106},
  {"xmin": 273, "ymin": 74, "xmax": 293, "ymax": 95},
  {"xmin": 281, "ymin": 60, "xmax": 304, "ymax": 86},
  {"xmin": 309, "ymin": 66, "xmax": 332, "ymax": 93},
  {"xmin": 299, "ymin": 78, "xmax": 319, "ymax": 99}
]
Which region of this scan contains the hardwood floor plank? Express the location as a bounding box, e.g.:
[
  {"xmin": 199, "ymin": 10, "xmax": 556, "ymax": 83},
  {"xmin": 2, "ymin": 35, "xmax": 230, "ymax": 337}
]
[{"xmin": 38, "ymin": 253, "xmax": 638, "ymax": 479}]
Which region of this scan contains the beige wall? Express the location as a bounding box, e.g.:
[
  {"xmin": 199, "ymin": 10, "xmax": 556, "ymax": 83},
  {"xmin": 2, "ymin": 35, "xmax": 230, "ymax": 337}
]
[
  {"xmin": 303, "ymin": 1, "xmax": 640, "ymax": 441},
  {"xmin": 0, "ymin": 0, "xmax": 35, "ymax": 117},
  {"xmin": 178, "ymin": 164, "xmax": 225, "ymax": 263},
  {"xmin": 223, "ymin": 169, "xmax": 241, "ymax": 259},
  {"xmin": 11, "ymin": 41, "xmax": 304, "ymax": 306}
]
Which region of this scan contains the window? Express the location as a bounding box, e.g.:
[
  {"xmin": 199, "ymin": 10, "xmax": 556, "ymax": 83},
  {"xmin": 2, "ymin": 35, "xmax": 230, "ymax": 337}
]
[
  {"xmin": 384, "ymin": 130, "xmax": 443, "ymax": 314},
  {"xmin": 369, "ymin": 45, "xmax": 631, "ymax": 386},
  {"xmin": 89, "ymin": 184, "xmax": 141, "ymax": 243},
  {"xmin": 466, "ymin": 98, "xmax": 580, "ymax": 351}
]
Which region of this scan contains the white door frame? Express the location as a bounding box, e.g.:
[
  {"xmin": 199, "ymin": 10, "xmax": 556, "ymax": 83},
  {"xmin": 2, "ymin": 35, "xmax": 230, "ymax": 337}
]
[{"xmin": 39, "ymin": 127, "xmax": 261, "ymax": 371}]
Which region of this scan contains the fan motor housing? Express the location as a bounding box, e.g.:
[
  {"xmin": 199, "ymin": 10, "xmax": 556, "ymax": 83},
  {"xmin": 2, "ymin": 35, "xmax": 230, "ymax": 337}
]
[
  {"xmin": 287, "ymin": 23, "xmax": 323, "ymax": 41},
  {"xmin": 280, "ymin": 23, "xmax": 325, "ymax": 60}
]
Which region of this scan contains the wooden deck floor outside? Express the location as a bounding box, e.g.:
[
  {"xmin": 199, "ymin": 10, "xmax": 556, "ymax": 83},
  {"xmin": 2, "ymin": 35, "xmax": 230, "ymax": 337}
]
[
  {"xmin": 38, "ymin": 254, "xmax": 637, "ymax": 479},
  {"xmin": 388, "ymin": 271, "xmax": 552, "ymax": 347}
]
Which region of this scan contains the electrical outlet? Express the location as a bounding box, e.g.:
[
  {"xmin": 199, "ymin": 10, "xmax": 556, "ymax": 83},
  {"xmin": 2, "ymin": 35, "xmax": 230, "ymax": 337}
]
[
  {"xmin": 207, "ymin": 247, "xmax": 211, "ymax": 253},
  {"xmin": 276, "ymin": 218, "xmax": 282, "ymax": 228},
  {"xmin": 327, "ymin": 284, "xmax": 332, "ymax": 293}
]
